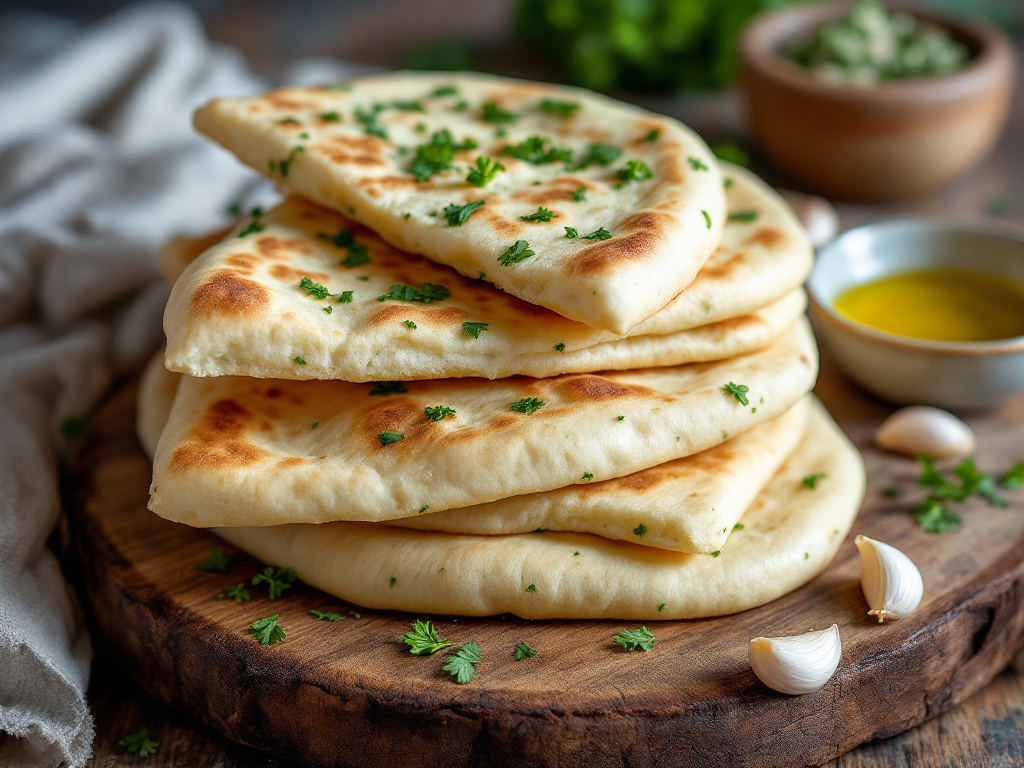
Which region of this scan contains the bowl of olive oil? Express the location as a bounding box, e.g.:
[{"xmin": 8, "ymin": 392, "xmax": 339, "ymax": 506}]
[{"xmin": 808, "ymin": 218, "xmax": 1024, "ymax": 409}]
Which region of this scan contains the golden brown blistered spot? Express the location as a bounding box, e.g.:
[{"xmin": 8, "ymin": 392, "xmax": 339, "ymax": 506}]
[
  {"xmin": 266, "ymin": 91, "xmax": 317, "ymax": 112},
  {"xmin": 746, "ymin": 228, "xmax": 787, "ymax": 249},
  {"xmin": 257, "ymin": 236, "xmax": 314, "ymax": 258},
  {"xmin": 189, "ymin": 270, "xmax": 270, "ymax": 318},
  {"xmin": 698, "ymin": 251, "xmax": 747, "ymax": 281},
  {"xmin": 225, "ymin": 254, "xmax": 259, "ymax": 271},
  {"xmin": 569, "ymin": 211, "xmax": 676, "ymax": 275},
  {"xmin": 556, "ymin": 375, "xmax": 648, "ymax": 403},
  {"xmin": 167, "ymin": 439, "xmax": 269, "ymax": 473},
  {"xmin": 314, "ymin": 144, "xmax": 385, "ymax": 168},
  {"xmin": 476, "ymin": 207, "xmax": 524, "ymax": 239},
  {"xmin": 358, "ymin": 175, "xmax": 420, "ymax": 192},
  {"xmin": 366, "ymin": 303, "xmax": 469, "ymax": 329},
  {"xmin": 269, "ymin": 264, "xmax": 330, "ymax": 284},
  {"xmin": 277, "ymin": 457, "xmax": 306, "ymax": 468},
  {"xmin": 358, "ymin": 400, "xmax": 424, "ymax": 450}
]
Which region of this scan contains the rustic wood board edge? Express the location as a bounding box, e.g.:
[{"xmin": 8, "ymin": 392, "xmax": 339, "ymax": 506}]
[{"xmin": 66, "ymin": 381, "xmax": 1024, "ymax": 768}]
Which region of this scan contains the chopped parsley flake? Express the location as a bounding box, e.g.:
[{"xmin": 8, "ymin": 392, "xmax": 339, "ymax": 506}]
[
  {"xmin": 616, "ymin": 415, "xmax": 624, "ymax": 421},
  {"xmin": 481, "ymin": 101, "xmax": 517, "ymax": 124},
  {"xmin": 723, "ymin": 382, "xmax": 750, "ymax": 406},
  {"xmin": 320, "ymin": 111, "xmax": 341, "ymax": 122},
  {"xmin": 425, "ymin": 406, "xmax": 456, "ymax": 422},
  {"xmin": 216, "ymin": 582, "xmax": 250, "ymax": 603},
  {"xmin": 443, "ymin": 641, "xmax": 481, "ymax": 684},
  {"xmin": 581, "ymin": 472, "xmax": 594, "ymax": 482},
  {"xmin": 574, "ymin": 143, "xmax": 622, "ymax": 169},
  {"xmin": 462, "ymin": 321, "xmax": 489, "ymax": 339},
  {"xmin": 402, "ymin": 619, "xmax": 452, "ymax": 655},
  {"xmin": 251, "ymin": 567, "xmax": 297, "ymax": 600},
  {"xmin": 390, "ymin": 100, "xmax": 424, "ymax": 112},
  {"xmin": 407, "ymin": 129, "xmax": 477, "ymax": 181},
  {"xmin": 310, "ymin": 609, "xmax": 344, "ymax": 621},
  {"xmin": 633, "ymin": 523, "xmax": 647, "ymax": 537},
  {"xmin": 564, "ymin": 227, "xmax": 579, "ymax": 239},
  {"xmin": 370, "ymin": 381, "xmax": 408, "ymax": 396},
  {"xmin": 466, "ymin": 156, "xmax": 505, "ymax": 187},
  {"xmin": 701, "ymin": 210, "xmax": 712, "ymax": 229},
  {"xmin": 711, "ymin": 550, "xmax": 721, "ymax": 557},
  {"xmin": 390, "ymin": 577, "xmax": 397, "ymax": 587},
  {"xmin": 403, "ymin": 212, "xmax": 412, "ymax": 219},
  {"xmin": 323, "ymin": 306, "xmax": 333, "ymax": 314},
  {"xmin": 444, "ymin": 200, "xmax": 485, "ymax": 226},
  {"xmin": 403, "ymin": 320, "xmax": 417, "ymax": 329},
  {"xmin": 339, "ymin": 290, "xmax": 354, "ymax": 303},
  {"xmin": 515, "ymin": 641, "xmax": 538, "ymax": 660},
  {"xmin": 355, "ymin": 106, "xmax": 388, "ymax": 139},
  {"xmin": 293, "ymin": 356, "xmax": 306, "ymax": 365},
  {"xmin": 1001, "ymin": 462, "xmax": 1024, "ymax": 489},
  {"xmin": 312, "ymin": 422, "xmax": 319, "ymax": 429},
  {"xmin": 728, "ymin": 210, "xmax": 759, "ymax": 222},
  {"xmin": 539, "ymin": 98, "xmax": 580, "ymax": 117},
  {"xmin": 802, "ymin": 473, "xmax": 827, "ymax": 490},
  {"xmin": 554, "ymin": 342, "xmax": 566, "ymax": 352},
  {"xmin": 642, "ymin": 129, "xmax": 660, "ymax": 142},
  {"xmin": 570, "ymin": 186, "xmax": 587, "ymax": 201},
  {"xmin": 419, "ymin": 505, "xmax": 430, "ymax": 513},
  {"xmin": 510, "ymin": 397, "xmax": 545, "ymax": 414},
  {"xmin": 378, "ymin": 283, "xmax": 450, "ymax": 303},
  {"xmin": 883, "ymin": 487, "xmax": 902, "ymax": 498},
  {"xmin": 688, "ymin": 156, "xmax": 709, "ymax": 171},
  {"xmin": 582, "ymin": 227, "xmax": 611, "ymax": 240},
  {"xmin": 915, "ymin": 499, "xmax": 962, "ymax": 533},
  {"xmin": 279, "ymin": 116, "xmax": 300, "ymax": 125},
  {"xmin": 432, "ymin": 85, "xmax": 458, "ymax": 97},
  {"xmin": 519, "ymin": 206, "xmax": 557, "ymax": 222},
  {"xmin": 614, "ymin": 626, "xmax": 657, "ymax": 652},
  {"xmin": 268, "ymin": 145, "xmax": 305, "ymax": 178},
  {"xmin": 317, "ymin": 228, "xmax": 371, "ymax": 267},
  {"xmin": 616, "ymin": 160, "xmax": 653, "ymax": 182},
  {"xmin": 118, "ymin": 728, "xmax": 159, "ymax": 757},
  {"xmin": 250, "ymin": 614, "xmax": 286, "ymax": 645},
  {"xmin": 299, "ymin": 277, "xmax": 332, "ymax": 299},
  {"xmin": 658, "ymin": 603, "xmax": 666, "ymax": 612},
  {"xmin": 497, "ymin": 239, "xmax": 535, "ymax": 266},
  {"xmin": 237, "ymin": 207, "xmax": 265, "ymax": 237},
  {"xmin": 378, "ymin": 432, "xmax": 405, "ymax": 447},
  {"xmin": 526, "ymin": 584, "xmax": 537, "ymax": 593},
  {"xmin": 502, "ymin": 136, "xmax": 572, "ymax": 164},
  {"xmin": 733, "ymin": 522, "xmax": 745, "ymax": 531},
  {"xmin": 199, "ymin": 548, "xmax": 230, "ymax": 573}
]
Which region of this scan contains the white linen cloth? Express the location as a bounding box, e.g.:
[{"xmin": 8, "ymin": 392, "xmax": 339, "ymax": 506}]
[{"xmin": 0, "ymin": 5, "xmax": 359, "ymax": 765}]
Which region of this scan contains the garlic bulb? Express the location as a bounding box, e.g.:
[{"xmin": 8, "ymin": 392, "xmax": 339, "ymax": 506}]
[
  {"xmin": 749, "ymin": 624, "xmax": 841, "ymax": 695},
  {"xmin": 875, "ymin": 406, "xmax": 975, "ymax": 459},
  {"xmin": 856, "ymin": 535, "xmax": 923, "ymax": 623}
]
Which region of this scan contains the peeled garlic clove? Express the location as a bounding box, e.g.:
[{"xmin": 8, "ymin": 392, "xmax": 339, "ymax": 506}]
[
  {"xmin": 749, "ymin": 624, "xmax": 841, "ymax": 695},
  {"xmin": 875, "ymin": 406, "xmax": 975, "ymax": 459},
  {"xmin": 856, "ymin": 535, "xmax": 923, "ymax": 623}
]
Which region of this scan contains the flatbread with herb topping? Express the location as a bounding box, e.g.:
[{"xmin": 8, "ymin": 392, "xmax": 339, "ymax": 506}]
[
  {"xmin": 144, "ymin": 319, "xmax": 817, "ymax": 527},
  {"xmin": 193, "ymin": 71, "xmax": 726, "ymax": 333},
  {"xmin": 212, "ymin": 398, "xmax": 863, "ymax": 619},
  {"xmin": 162, "ymin": 164, "xmax": 809, "ymax": 381},
  {"xmin": 138, "ymin": 356, "xmax": 808, "ymax": 553}
]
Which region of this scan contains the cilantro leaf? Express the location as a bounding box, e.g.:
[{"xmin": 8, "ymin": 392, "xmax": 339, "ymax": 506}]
[
  {"xmin": 216, "ymin": 582, "xmax": 251, "ymax": 603},
  {"xmin": 802, "ymin": 473, "xmax": 827, "ymax": 490},
  {"xmin": 564, "ymin": 227, "xmax": 579, "ymax": 239},
  {"xmin": 199, "ymin": 548, "xmax": 229, "ymax": 573},
  {"xmin": 118, "ymin": 728, "xmax": 159, "ymax": 757},
  {"xmin": 540, "ymin": 98, "xmax": 580, "ymax": 117},
  {"xmin": 617, "ymin": 160, "xmax": 653, "ymax": 182},
  {"xmin": 299, "ymin": 277, "xmax": 332, "ymax": 299},
  {"xmin": 514, "ymin": 641, "xmax": 538, "ymax": 660},
  {"xmin": 581, "ymin": 472, "xmax": 594, "ymax": 482},
  {"xmin": 519, "ymin": 206, "xmax": 557, "ymax": 222},
  {"xmin": 425, "ymin": 406, "xmax": 456, "ymax": 422},
  {"xmin": 443, "ymin": 641, "xmax": 481, "ymax": 684},
  {"xmin": 310, "ymin": 609, "xmax": 344, "ymax": 621},
  {"xmin": 250, "ymin": 614, "xmax": 286, "ymax": 645},
  {"xmin": 407, "ymin": 129, "xmax": 477, "ymax": 181},
  {"xmin": 377, "ymin": 283, "xmax": 450, "ymax": 303},
  {"xmin": 378, "ymin": 432, "xmax": 405, "ymax": 446},
  {"xmin": 402, "ymin": 619, "xmax": 452, "ymax": 655},
  {"xmin": 633, "ymin": 523, "xmax": 647, "ymax": 536},
  {"xmin": 251, "ymin": 566, "xmax": 297, "ymax": 600},
  {"xmin": 570, "ymin": 186, "xmax": 587, "ymax": 201},
  {"xmin": 582, "ymin": 227, "xmax": 611, "ymax": 240},
  {"xmin": 481, "ymin": 101, "xmax": 517, "ymax": 124},
  {"xmin": 293, "ymin": 356, "xmax": 307, "ymax": 365},
  {"xmin": 462, "ymin": 321, "xmax": 489, "ymax": 339},
  {"xmin": 510, "ymin": 397, "xmax": 545, "ymax": 414},
  {"xmin": 467, "ymin": 156, "xmax": 505, "ymax": 187},
  {"xmin": 723, "ymin": 382, "xmax": 750, "ymax": 406},
  {"xmin": 502, "ymin": 136, "xmax": 573, "ymax": 164},
  {"xmin": 497, "ymin": 239, "xmax": 535, "ymax": 266},
  {"xmin": 444, "ymin": 200, "xmax": 485, "ymax": 227},
  {"xmin": 614, "ymin": 626, "xmax": 658, "ymax": 652},
  {"xmin": 370, "ymin": 381, "xmax": 408, "ymax": 396},
  {"xmin": 574, "ymin": 143, "xmax": 622, "ymax": 169},
  {"xmin": 554, "ymin": 342, "xmax": 566, "ymax": 352},
  {"xmin": 339, "ymin": 291, "xmax": 354, "ymax": 303},
  {"xmin": 915, "ymin": 499, "xmax": 962, "ymax": 533}
]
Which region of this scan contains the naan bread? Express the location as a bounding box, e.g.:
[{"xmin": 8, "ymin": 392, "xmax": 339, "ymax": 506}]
[
  {"xmin": 138, "ymin": 356, "xmax": 808, "ymax": 553},
  {"xmin": 148, "ymin": 319, "xmax": 818, "ymax": 527},
  {"xmin": 216, "ymin": 399, "xmax": 864, "ymax": 619},
  {"xmin": 194, "ymin": 71, "xmax": 726, "ymax": 333},
  {"xmin": 163, "ymin": 165, "xmax": 809, "ymax": 381}
]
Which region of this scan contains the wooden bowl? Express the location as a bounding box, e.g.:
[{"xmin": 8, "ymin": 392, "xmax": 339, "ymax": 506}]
[{"xmin": 738, "ymin": 2, "xmax": 1015, "ymax": 201}]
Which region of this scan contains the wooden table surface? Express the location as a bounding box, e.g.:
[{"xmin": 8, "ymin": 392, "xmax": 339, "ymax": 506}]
[{"xmin": 72, "ymin": 1, "xmax": 1024, "ymax": 765}]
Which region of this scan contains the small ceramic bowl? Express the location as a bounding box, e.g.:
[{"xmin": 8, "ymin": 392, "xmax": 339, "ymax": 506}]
[
  {"xmin": 739, "ymin": 2, "xmax": 1015, "ymax": 201},
  {"xmin": 807, "ymin": 219, "xmax": 1024, "ymax": 410}
]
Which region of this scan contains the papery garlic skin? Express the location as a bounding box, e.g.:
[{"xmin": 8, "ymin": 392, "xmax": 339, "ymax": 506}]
[
  {"xmin": 875, "ymin": 406, "xmax": 975, "ymax": 459},
  {"xmin": 749, "ymin": 624, "xmax": 841, "ymax": 695},
  {"xmin": 856, "ymin": 535, "xmax": 923, "ymax": 623}
]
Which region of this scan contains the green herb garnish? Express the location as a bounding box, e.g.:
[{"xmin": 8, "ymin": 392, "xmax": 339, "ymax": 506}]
[
  {"xmin": 403, "ymin": 320, "xmax": 417, "ymax": 329},
  {"xmin": 467, "ymin": 156, "xmax": 505, "ymax": 187},
  {"xmin": 502, "ymin": 136, "xmax": 573, "ymax": 164},
  {"xmin": 582, "ymin": 472, "xmax": 594, "ymax": 482},
  {"xmin": 728, "ymin": 210, "xmax": 759, "ymax": 222},
  {"xmin": 554, "ymin": 343, "xmax": 566, "ymax": 352},
  {"xmin": 310, "ymin": 609, "xmax": 344, "ymax": 621},
  {"xmin": 723, "ymin": 382, "xmax": 749, "ymax": 406},
  {"xmin": 633, "ymin": 523, "xmax": 647, "ymax": 536},
  {"xmin": 701, "ymin": 210, "xmax": 712, "ymax": 229},
  {"xmin": 407, "ymin": 129, "xmax": 478, "ymax": 181},
  {"xmin": 339, "ymin": 290, "xmax": 354, "ymax": 303},
  {"xmin": 564, "ymin": 227, "xmax": 579, "ymax": 239},
  {"xmin": 370, "ymin": 381, "xmax": 408, "ymax": 396},
  {"xmin": 293, "ymin": 356, "xmax": 307, "ymax": 365},
  {"xmin": 251, "ymin": 566, "xmax": 297, "ymax": 600},
  {"xmin": 402, "ymin": 619, "xmax": 452, "ymax": 655},
  {"xmin": 574, "ymin": 143, "xmax": 622, "ymax": 169},
  {"xmin": 1000, "ymin": 462, "xmax": 1024, "ymax": 489},
  {"xmin": 269, "ymin": 145, "xmax": 305, "ymax": 178},
  {"xmin": 519, "ymin": 206, "xmax": 557, "ymax": 222},
  {"xmin": 425, "ymin": 406, "xmax": 456, "ymax": 422},
  {"xmin": 616, "ymin": 160, "xmax": 653, "ymax": 182},
  {"xmin": 443, "ymin": 641, "xmax": 481, "ymax": 684},
  {"xmin": 377, "ymin": 283, "xmax": 451, "ymax": 303},
  {"xmin": 249, "ymin": 614, "xmax": 286, "ymax": 645},
  {"xmin": 688, "ymin": 156, "xmax": 709, "ymax": 171},
  {"xmin": 237, "ymin": 207, "xmax": 265, "ymax": 237},
  {"xmin": 641, "ymin": 129, "xmax": 660, "ymax": 143},
  {"xmin": 199, "ymin": 548, "xmax": 229, "ymax": 573},
  {"xmin": 570, "ymin": 186, "xmax": 587, "ymax": 201},
  {"xmin": 481, "ymin": 101, "xmax": 517, "ymax": 124},
  {"xmin": 321, "ymin": 111, "xmax": 341, "ymax": 122},
  {"xmin": 462, "ymin": 321, "xmax": 489, "ymax": 338},
  {"xmin": 118, "ymin": 728, "xmax": 159, "ymax": 757},
  {"xmin": 614, "ymin": 626, "xmax": 657, "ymax": 652},
  {"xmin": 539, "ymin": 98, "xmax": 580, "ymax": 117},
  {"xmin": 497, "ymin": 239, "xmax": 535, "ymax": 266},
  {"xmin": 217, "ymin": 582, "xmax": 251, "ymax": 603},
  {"xmin": 355, "ymin": 106, "xmax": 388, "ymax": 139},
  {"xmin": 514, "ymin": 641, "xmax": 538, "ymax": 660},
  {"xmin": 510, "ymin": 397, "xmax": 545, "ymax": 414},
  {"xmin": 378, "ymin": 432, "xmax": 405, "ymax": 446},
  {"xmin": 444, "ymin": 200, "xmax": 485, "ymax": 226},
  {"xmin": 915, "ymin": 499, "xmax": 962, "ymax": 533},
  {"xmin": 802, "ymin": 473, "xmax": 827, "ymax": 490}
]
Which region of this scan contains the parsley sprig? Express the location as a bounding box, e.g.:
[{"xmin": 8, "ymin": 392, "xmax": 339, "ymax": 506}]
[
  {"xmin": 199, "ymin": 548, "xmax": 229, "ymax": 573},
  {"xmin": 467, "ymin": 156, "xmax": 505, "ymax": 187},
  {"xmin": 614, "ymin": 626, "xmax": 658, "ymax": 652},
  {"xmin": 540, "ymin": 98, "xmax": 580, "ymax": 117},
  {"xmin": 378, "ymin": 283, "xmax": 450, "ymax": 303},
  {"xmin": 481, "ymin": 101, "xmax": 517, "ymax": 124},
  {"xmin": 217, "ymin": 582, "xmax": 251, "ymax": 603},
  {"xmin": 723, "ymin": 382, "xmax": 750, "ymax": 406},
  {"xmin": 514, "ymin": 641, "xmax": 538, "ymax": 660},
  {"xmin": 462, "ymin": 321, "xmax": 489, "ymax": 339},
  {"xmin": 407, "ymin": 129, "xmax": 477, "ymax": 181},
  {"xmin": 378, "ymin": 432, "xmax": 405, "ymax": 446},
  {"xmin": 402, "ymin": 619, "xmax": 452, "ymax": 655},
  {"xmin": 317, "ymin": 228, "xmax": 371, "ymax": 267},
  {"xmin": 520, "ymin": 207, "xmax": 557, "ymax": 222},
  {"xmin": 443, "ymin": 641, "xmax": 481, "ymax": 684},
  {"xmin": 310, "ymin": 609, "xmax": 344, "ymax": 621},
  {"xmin": 497, "ymin": 240, "xmax": 535, "ymax": 266},
  {"xmin": 118, "ymin": 728, "xmax": 159, "ymax": 757},
  {"xmin": 237, "ymin": 207, "xmax": 265, "ymax": 238},
  {"xmin": 574, "ymin": 143, "xmax": 622, "ymax": 170},
  {"xmin": 502, "ymin": 136, "xmax": 572, "ymax": 165},
  {"xmin": 565, "ymin": 227, "xmax": 611, "ymax": 240},
  {"xmin": 802, "ymin": 473, "xmax": 827, "ymax": 490},
  {"xmin": 510, "ymin": 397, "xmax": 545, "ymax": 414},
  {"xmin": 250, "ymin": 614, "xmax": 286, "ymax": 645},
  {"xmin": 617, "ymin": 160, "xmax": 653, "ymax": 182},
  {"xmin": 444, "ymin": 200, "xmax": 485, "ymax": 226},
  {"xmin": 425, "ymin": 406, "xmax": 456, "ymax": 421},
  {"xmin": 252, "ymin": 567, "xmax": 297, "ymax": 600},
  {"xmin": 355, "ymin": 106, "xmax": 388, "ymax": 139}
]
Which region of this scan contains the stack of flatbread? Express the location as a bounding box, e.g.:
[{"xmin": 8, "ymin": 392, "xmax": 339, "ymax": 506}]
[{"xmin": 139, "ymin": 72, "xmax": 865, "ymax": 620}]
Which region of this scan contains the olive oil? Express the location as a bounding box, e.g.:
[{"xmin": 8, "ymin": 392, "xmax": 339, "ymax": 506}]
[{"xmin": 834, "ymin": 269, "xmax": 1024, "ymax": 342}]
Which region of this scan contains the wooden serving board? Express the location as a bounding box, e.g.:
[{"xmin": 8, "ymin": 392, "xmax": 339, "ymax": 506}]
[{"xmin": 66, "ymin": 359, "xmax": 1024, "ymax": 768}]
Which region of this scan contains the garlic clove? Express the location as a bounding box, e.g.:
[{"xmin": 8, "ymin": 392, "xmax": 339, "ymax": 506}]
[
  {"xmin": 749, "ymin": 624, "xmax": 841, "ymax": 695},
  {"xmin": 875, "ymin": 406, "xmax": 975, "ymax": 459},
  {"xmin": 856, "ymin": 535, "xmax": 923, "ymax": 623}
]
